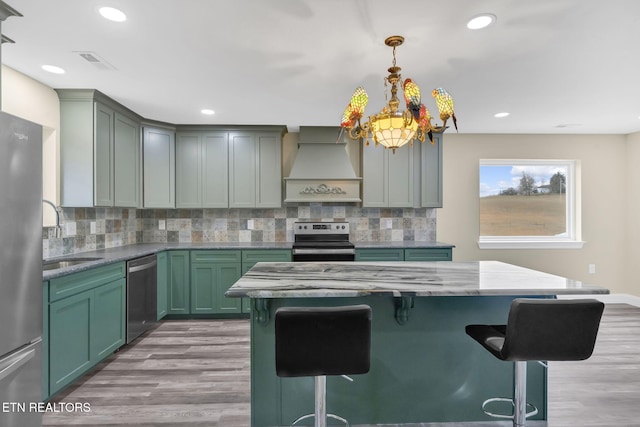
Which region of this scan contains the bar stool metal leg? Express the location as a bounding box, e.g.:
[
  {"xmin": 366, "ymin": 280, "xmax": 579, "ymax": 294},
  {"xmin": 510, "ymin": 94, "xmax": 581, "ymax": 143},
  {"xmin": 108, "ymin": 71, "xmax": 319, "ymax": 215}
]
[
  {"xmin": 315, "ymin": 376, "xmax": 326, "ymax": 427},
  {"xmin": 514, "ymin": 360, "xmax": 528, "ymax": 427}
]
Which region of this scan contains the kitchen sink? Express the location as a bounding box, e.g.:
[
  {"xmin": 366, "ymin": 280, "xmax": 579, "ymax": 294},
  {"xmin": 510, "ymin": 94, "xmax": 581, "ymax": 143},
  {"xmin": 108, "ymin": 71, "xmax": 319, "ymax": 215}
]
[{"xmin": 42, "ymin": 257, "xmax": 103, "ymax": 271}]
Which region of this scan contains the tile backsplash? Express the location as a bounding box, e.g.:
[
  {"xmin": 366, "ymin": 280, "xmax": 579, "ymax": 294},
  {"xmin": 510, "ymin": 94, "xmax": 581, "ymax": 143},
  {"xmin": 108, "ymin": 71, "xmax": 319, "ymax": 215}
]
[{"xmin": 43, "ymin": 204, "xmax": 437, "ymax": 258}]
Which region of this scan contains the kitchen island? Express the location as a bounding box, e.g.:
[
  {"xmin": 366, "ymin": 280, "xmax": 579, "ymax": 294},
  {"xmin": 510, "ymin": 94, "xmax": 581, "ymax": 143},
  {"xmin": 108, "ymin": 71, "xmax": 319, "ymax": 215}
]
[{"xmin": 226, "ymin": 261, "xmax": 609, "ymax": 426}]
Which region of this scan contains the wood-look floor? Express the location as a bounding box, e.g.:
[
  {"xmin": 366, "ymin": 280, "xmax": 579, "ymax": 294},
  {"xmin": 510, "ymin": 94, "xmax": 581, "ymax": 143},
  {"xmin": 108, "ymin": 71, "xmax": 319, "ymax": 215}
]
[{"xmin": 43, "ymin": 304, "xmax": 640, "ymax": 427}]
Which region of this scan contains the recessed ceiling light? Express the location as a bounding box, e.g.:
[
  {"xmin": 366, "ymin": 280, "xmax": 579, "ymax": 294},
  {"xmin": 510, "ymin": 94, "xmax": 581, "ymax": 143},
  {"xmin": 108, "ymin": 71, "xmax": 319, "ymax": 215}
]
[
  {"xmin": 467, "ymin": 14, "xmax": 496, "ymax": 30},
  {"xmin": 201, "ymin": 109, "xmax": 215, "ymax": 115},
  {"xmin": 42, "ymin": 65, "xmax": 65, "ymax": 74},
  {"xmin": 99, "ymin": 7, "xmax": 126, "ymax": 22},
  {"xmin": 494, "ymin": 112, "xmax": 510, "ymax": 118}
]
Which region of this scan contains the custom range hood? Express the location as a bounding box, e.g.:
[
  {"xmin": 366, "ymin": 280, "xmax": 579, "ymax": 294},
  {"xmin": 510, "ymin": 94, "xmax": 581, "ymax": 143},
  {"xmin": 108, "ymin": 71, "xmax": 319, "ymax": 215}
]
[{"xmin": 285, "ymin": 126, "xmax": 361, "ymax": 203}]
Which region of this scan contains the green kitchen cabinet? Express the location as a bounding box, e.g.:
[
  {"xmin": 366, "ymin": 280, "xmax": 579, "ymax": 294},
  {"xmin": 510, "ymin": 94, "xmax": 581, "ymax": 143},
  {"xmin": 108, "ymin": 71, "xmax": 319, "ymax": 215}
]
[
  {"xmin": 421, "ymin": 132, "xmax": 443, "ymax": 208},
  {"xmin": 42, "ymin": 281, "xmax": 49, "ymax": 400},
  {"xmin": 156, "ymin": 251, "xmax": 168, "ymax": 320},
  {"xmin": 404, "ymin": 247, "xmax": 452, "ymax": 261},
  {"xmin": 56, "ymin": 89, "xmax": 142, "ymax": 208},
  {"xmin": 47, "ymin": 262, "xmax": 126, "ymax": 396},
  {"xmin": 92, "ymin": 278, "xmax": 126, "ymax": 360},
  {"xmin": 362, "ymin": 143, "xmax": 417, "ymax": 207},
  {"xmin": 114, "ymin": 112, "xmax": 141, "ymax": 207},
  {"xmin": 176, "ymin": 131, "xmax": 229, "ymax": 208},
  {"xmin": 356, "ymin": 247, "xmax": 453, "ymax": 262},
  {"xmin": 167, "ymin": 251, "xmax": 190, "ymax": 315},
  {"xmin": 229, "ymin": 131, "xmax": 283, "ymax": 208},
  {"xmin": 191, "ymin": 250, "xmax": 242, "ymax": 314},
  {"xmin": 355, "ymin": 248, "xmax": 405, "ymax": 261},
  {"xmin": 143, "ymin": 124, "xmax": 176, "ymax": 208},
  {"xmin": 241, "ymin": 249, "xmax": 292, "ymax": 313}
]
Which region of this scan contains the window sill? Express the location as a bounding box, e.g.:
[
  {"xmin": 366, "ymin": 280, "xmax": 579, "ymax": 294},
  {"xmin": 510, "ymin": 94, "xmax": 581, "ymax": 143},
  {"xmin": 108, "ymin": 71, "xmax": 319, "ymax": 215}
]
[{"xmin": 477, "ymin": 239, "xmax": 585, "ymax": 250}]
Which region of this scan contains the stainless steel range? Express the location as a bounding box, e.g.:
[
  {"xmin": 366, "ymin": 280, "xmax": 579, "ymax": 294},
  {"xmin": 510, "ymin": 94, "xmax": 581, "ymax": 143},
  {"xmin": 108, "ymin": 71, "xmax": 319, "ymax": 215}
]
[{"xmin": 292, "ymin": 221, "xmax": 355, "ymax": 262}]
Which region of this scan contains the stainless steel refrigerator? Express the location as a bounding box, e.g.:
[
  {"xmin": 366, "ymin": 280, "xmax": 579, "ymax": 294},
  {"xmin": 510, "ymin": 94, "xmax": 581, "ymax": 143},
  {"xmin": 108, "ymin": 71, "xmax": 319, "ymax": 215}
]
[{"xmin": 0, "ymin": 111, "xmax": 43, "ymax": 427}]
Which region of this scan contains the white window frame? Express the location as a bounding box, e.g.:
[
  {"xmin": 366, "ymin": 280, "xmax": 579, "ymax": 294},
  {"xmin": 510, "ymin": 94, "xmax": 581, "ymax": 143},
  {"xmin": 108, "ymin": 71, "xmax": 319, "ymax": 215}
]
[{"xmin": 478, "ymin": 159, "xmax": 584, "ymax": 249}]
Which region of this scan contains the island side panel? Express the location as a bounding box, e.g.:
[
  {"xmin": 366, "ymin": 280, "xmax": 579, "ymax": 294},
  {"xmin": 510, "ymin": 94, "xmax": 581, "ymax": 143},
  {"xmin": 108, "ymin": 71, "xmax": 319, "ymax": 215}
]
[{"xmin": 249, "ymin": 295, "xmax": 547, "ymax": 426}]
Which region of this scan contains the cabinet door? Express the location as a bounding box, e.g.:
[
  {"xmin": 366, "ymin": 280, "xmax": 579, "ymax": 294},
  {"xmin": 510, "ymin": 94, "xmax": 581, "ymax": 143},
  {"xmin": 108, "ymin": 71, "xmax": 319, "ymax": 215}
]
[
  {"xmin": 228, "ymin": 133, "xmax": 257, "ymax": 208},
  {"xmin": 143, "ymin": 127, "xmax": 175, "ymax": 208},
  {"xmin": 168, "ymin": 251, "xmax": 190, "ymax": 314},
  {"xmin": 421, "ymin": 132, "xmax": 443, "ymax": 208},
  {"xmin": 49, "ymin": 290, "xmax": 93, "ymax": 395},
  {"xmin": 202, "ymin": 132, "xmax": 229, "ymax": 208},
  {"xmin": 92, "ymin": 278, "xmax": 126, "ymax": 360},
  {"xmin": 176, "ymin": 133, "xmax": 202, "ymax": 208},
  {"xmin": 94, "ymin": 102, "xmax": 114, "ymax": 206},
  {"xmin": 387, "ymin": 146, "xmax": 414, "ymax": 207},
  {"xmin": 362, "ymin": 146, "xmax": 387, "ymax": 207},
  {"xmin": 256, "ymin": 133, "xmax": 282, "ymax": 207},
  {"xmin": 114, "ymin": 112, "xmax": 140, "ymax": 207},
  {"xmin": 156, "ymin": 251, "xmax": 168, "ymax": 320},
  {"xmin": 212, "ymin": 263, "xmax": 242, "ymax": 313}
]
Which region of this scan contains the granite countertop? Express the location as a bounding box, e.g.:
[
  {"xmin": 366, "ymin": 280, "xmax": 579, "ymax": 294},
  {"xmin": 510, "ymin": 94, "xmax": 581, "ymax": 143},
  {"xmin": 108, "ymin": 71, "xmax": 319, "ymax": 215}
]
[
  {"xmin": 42, "ymin": 241, "xmax": 453, "ymax": 280},
  {"xmin": 42, "ymin": 242, "xmax": 293, "ymax": 280},
  {"xmin": 226, "ymin": 260, "xmax": 609, "ymax": 298}
]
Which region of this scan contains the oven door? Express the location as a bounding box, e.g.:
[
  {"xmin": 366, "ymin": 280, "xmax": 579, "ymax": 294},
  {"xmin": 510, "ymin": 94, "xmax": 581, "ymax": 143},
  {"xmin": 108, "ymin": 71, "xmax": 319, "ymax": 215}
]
[{"xmin": 292, "ymin": 247, "xmax": 356, "ymax": 262}]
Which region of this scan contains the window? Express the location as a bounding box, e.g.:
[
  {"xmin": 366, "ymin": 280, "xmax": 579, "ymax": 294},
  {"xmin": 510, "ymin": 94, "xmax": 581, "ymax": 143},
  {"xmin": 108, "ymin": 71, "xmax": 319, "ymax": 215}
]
[{"xmin": 478, "ymin": 159, "xmax": 583, "ymax": 249}]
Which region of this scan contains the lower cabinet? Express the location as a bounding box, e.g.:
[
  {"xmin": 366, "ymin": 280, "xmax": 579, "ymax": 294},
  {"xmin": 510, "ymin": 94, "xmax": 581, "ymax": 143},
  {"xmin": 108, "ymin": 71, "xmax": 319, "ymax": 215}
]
[
  {"xmin": 156, "ymin": 251, "xmax": 168, "ymax": 319},
  {"xmin": 191, "ymin": 251, "xmax": 242, "ymax": 314},
  {"xmin": 167, "ymin": 250, "xmax": 190, "ymax": 315},
  {"xmin": 355, "ymin": 247, "xmax": 453, "ymax": 261},
  {"xmin": 164, "ymin": 249, "xmax": 292, "ymax": 316},
  {"xmin": 46, "ymin": 263, "xmax": 126, "ymax": 398}
]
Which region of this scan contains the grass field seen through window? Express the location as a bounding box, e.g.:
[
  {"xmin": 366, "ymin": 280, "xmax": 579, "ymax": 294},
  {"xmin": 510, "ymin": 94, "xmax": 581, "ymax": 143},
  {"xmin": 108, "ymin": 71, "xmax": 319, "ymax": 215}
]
[{"xmin": 479, "ymin": 194, "xmax": 567, "ymax": 236}]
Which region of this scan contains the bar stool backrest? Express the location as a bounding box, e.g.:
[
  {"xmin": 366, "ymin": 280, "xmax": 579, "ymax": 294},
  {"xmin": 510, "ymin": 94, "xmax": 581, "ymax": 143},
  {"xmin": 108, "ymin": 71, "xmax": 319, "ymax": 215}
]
[
  {"xmin": 501, "ymin": 298, "xmax": 604, "ymax": 361},
  {"xmin": 275, "ymin": 305, "xmax": 372, "ymax": 377}
]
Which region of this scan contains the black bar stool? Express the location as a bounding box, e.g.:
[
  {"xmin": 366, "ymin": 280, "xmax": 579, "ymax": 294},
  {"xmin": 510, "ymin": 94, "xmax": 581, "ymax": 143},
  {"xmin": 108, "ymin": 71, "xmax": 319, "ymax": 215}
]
[
  {"xmin": 465, "ymin": 298, "xmax": 604, "ymax": 427},
  {"xmin": 275, "ymin": 305, "xmax": 372, "ymax": 427}
]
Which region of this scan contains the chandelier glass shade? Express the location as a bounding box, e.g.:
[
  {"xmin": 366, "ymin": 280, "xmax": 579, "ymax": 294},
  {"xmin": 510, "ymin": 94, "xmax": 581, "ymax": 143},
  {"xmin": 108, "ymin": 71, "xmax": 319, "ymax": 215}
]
[{"xmin": 340, "ymin": 35, "xmax": 457, "ymax": 152}]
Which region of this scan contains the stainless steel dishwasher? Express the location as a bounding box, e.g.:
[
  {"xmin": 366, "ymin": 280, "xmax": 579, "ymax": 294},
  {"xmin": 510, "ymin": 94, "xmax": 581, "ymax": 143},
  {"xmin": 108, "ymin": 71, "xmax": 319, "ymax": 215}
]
[{"xmin": 126, "ymin": 254, "xmax": 157, "ymax": 344}]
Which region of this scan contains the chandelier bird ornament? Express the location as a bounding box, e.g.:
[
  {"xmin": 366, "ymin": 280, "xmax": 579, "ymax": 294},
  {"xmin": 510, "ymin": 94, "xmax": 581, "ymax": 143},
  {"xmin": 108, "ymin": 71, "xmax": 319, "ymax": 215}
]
[{"xmin": 339, "ymin": 36, "xmax": 458, "ymax": 152}]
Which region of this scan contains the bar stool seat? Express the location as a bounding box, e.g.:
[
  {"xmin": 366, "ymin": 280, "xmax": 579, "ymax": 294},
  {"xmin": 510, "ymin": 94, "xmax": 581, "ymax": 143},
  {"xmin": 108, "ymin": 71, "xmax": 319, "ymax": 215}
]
[
  {"xmin": 275, "ymin": 305, "xmax": 372, "ymax": 427},
  {"xmin": 466, "ymin": 298, "xmax": 604, "ymax": 427}
]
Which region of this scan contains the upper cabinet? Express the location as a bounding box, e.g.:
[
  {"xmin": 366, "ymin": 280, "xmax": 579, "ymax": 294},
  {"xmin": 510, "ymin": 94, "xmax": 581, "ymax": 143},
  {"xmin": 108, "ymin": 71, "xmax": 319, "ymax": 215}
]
[
  {"xmin": 362, "ymin": 142, "xmax": 416, "ymax": 207},
  {"xmin": 176, "ymin": 131, "xmax": 228, "ymax": 208},
  {"xmin": 176, "ymin": 126, "xmax": 285, "ymax": 209},
  {"xmin": 362, "ymin": 133, "xmax": 443, "ymax": 208},
  {"xmin": 142, "ymin": 124, "xmax": 176, "ymax": 209},
  {"xmin": 421, "ymin": 132, "xmax": 443, "ymax": 208},
  {"xmin": 56, "ymin": 90, "xmax": 141, "ymax": 208},
  {"xmin": 229, "ymin": 131, "xmax": 282, "ymax": 208}
]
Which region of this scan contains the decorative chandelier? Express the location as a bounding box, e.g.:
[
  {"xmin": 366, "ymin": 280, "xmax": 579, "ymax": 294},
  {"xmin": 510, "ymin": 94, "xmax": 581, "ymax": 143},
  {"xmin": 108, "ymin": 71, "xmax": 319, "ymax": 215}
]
[{"xmin": 339, "ymin": 35, "xmax": 458, "ymax": 152}]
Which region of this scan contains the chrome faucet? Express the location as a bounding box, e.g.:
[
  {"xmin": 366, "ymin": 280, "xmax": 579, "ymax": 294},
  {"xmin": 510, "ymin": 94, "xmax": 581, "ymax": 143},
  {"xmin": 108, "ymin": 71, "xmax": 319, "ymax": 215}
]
[{"xmin": 42, "ymin": 199, "xmax": 62, "ymax": 238}]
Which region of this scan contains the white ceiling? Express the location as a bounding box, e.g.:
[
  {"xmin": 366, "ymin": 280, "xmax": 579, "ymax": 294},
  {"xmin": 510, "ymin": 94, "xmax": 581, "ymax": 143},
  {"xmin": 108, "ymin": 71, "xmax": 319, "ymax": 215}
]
[{"xmin": 3, "ymin": 0, "xmax": 640, "ymax": 134}]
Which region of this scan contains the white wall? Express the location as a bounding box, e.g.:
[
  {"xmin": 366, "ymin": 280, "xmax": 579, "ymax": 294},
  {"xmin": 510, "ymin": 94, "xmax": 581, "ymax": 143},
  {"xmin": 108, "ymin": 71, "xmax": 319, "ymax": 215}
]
[
  {"xmin": 438, "ymin": 133, "xmax": 631, "ymax": 294},
  {"xmin": 1, "ymin": 65, "xmax": 60, "ymax": 225}
]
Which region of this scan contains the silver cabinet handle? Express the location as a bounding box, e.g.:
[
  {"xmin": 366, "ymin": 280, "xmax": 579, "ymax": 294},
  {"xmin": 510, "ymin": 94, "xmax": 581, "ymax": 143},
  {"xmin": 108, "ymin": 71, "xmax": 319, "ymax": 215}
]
[{"xmin": 0, "ymin": 349, "xmax": 35, "ymax": 383}]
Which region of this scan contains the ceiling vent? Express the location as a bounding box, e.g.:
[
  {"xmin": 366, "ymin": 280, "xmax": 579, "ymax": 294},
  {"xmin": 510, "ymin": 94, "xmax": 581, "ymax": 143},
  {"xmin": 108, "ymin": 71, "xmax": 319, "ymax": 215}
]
[{"xmin": 75, "ymin": 51, "xmax": 116, "ymax": 70}]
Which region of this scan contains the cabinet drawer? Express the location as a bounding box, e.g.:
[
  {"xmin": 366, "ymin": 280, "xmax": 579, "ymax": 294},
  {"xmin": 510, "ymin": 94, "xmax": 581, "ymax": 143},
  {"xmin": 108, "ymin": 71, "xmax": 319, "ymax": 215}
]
[
  {"xmin": 191, "ymin": 250, "xmax": 241, "ymax": 263},
  {"xmin": 355, "ymin": 248, "xmax": 405, "ymax": 262},
  {"xmin": 49, "ymin": 262, "xmax": 126, "ymax": 303},
  {"xmin": 241, "ymin": 249, "xmax": 291, "ymax": 264},
  {"xmin": 404, "ymin": 248, "xmax": 452, "ymax": 262}
]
